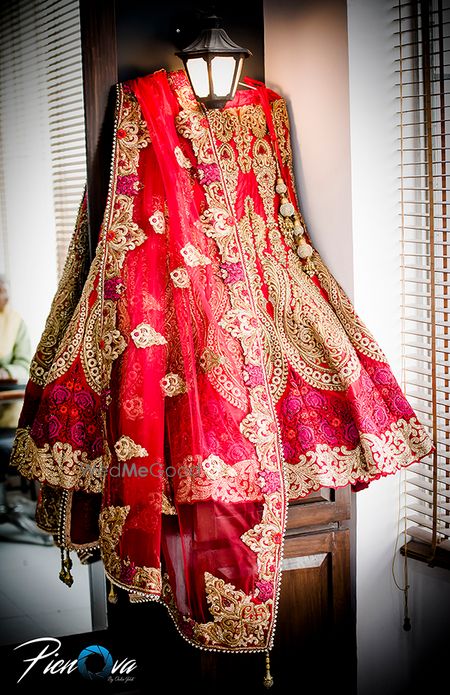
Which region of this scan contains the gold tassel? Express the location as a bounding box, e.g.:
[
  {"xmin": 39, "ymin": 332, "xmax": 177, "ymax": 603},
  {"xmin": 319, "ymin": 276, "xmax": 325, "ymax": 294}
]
[
  {"xmin": 58, "ymin": 548, "xmax": 74, "ymax": 587},
  {"xmin": 263, "ymin": 650, "xmax": 274, "ymax": 689},
  {"xmin": 108, "ymin": 580, "xmax": 118, "ymax": 604}
]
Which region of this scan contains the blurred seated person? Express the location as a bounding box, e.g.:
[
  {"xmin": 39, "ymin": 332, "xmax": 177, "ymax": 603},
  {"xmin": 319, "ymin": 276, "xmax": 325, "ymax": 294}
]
[{"xmin": 0, "ymin": 274, "xmax": 31, "ymax": 427}]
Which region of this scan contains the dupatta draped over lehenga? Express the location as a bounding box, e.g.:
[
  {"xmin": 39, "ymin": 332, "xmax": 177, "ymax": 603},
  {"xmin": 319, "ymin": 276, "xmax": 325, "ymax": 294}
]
[{"xmin": 11, "ymin": 69, "xmax": 432, "ymax": 654}]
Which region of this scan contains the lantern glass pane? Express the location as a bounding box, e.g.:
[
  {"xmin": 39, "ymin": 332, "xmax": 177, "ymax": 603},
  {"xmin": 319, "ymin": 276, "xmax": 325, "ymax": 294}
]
[
  {"xmin": 186, "ymin": 57, "xmax": 209, "ymax": 98},
  {"xmin": 231, "ymin": 57, "xmax": 244, "ymax": 97},
  {"xmin": 210, "ymin": 56, "xmax": 235, "ymax": 97}
]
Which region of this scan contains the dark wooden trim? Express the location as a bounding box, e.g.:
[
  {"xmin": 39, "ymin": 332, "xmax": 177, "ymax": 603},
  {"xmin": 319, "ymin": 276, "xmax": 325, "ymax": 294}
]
[
  {"xmin": 79, "ymin": 0, "xmax": 118, "ymax": 262},
  {"xmin": 287, "ymin": 487, "xmax": 351, "ymax": 529},
  {"xmin": 401, "ymin": 541, "xmax": 450, "ymax": 570}
]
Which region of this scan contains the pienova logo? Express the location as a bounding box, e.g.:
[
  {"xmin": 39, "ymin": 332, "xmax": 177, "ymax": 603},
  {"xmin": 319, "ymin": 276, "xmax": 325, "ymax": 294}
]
[{"xmin": 14, "ymin": 637, "xmax": 137, "ymax": 684}]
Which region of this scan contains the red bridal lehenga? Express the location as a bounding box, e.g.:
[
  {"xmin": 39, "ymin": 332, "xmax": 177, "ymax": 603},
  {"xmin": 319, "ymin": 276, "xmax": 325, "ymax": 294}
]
[{"xmin": 11, "ymin": 70, "xmax": 432, "ymax": 657}]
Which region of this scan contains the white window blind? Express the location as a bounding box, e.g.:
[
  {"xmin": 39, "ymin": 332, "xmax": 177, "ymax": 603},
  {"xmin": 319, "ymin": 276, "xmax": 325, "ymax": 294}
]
[
  {"xmin": 396, "ymin": 0, "xmax": 450, "ymax": 566},
  {"xmin": 0, "ymin": 0, "xmax": 86, "ymax": 280}
]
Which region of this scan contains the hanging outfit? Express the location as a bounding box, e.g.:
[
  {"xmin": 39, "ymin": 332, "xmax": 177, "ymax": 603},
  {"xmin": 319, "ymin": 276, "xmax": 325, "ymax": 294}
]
[{"xmin": 11, "ymin": 69, "xmax": 433, "ymax": 655}]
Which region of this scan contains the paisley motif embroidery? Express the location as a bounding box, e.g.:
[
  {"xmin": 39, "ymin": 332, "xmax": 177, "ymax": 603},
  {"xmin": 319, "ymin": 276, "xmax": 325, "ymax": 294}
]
[
  {"xmin": 170, "ymin": 267, "xmax": 190, "ymax": 288},
  {"xmin": 181, "ymin": 242, "xmax": 211, "ymax": 267},
  {"xmin": 160, "ymin": 372, "xmax": 187, "ymax": 397},
  {"xmin": 193, "ymin": 572, "xmax": 273, "ymax": 649},
  {"xmin": 148, "ymin": 210, "xmax": 166, "ymax": 234},
  {"xmin": 199, "ymin": 348, "xmax": 222, "ymax": 372},
  {"xmin": 114, "ymin": 435, "xmax": 148, "ymax": 461},
  {"xmin": 131, "ymin": 323, "xmax": 167, "ymax": 349},
  {"xmin": 174, "ymin": 144, "xmax": 192, "ymax": 168}
]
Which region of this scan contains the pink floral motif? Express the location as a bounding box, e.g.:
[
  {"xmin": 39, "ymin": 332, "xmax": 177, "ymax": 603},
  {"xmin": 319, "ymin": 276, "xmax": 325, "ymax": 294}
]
[
  {"xmin": 117, "ymin": 174, "xmax": 140, "ymax": 196},
  {"xmin": 70, "ymin": 422, "xmax": 86, "ymax": 447},
  {"xmin": 244, "ymin": 365, "xmax": 264, "ymax": 388},
  {"xmin": 198, "ymin": 163, "xmax": 221, "ymax": 186},
  {"xmin": 304, "ymin": 391, "xmax": 326, "ymax": 409},
  {"xmin": 221, "ymin": 262, "xmax": 244, "ymax": 284},
  {"xmin": 344, "ymin": 422, "xmax": 359, "ymax": 445},
  {"xmin": 74, "ymin": 390, "xmax": 95, "ymax": 411},
  {"xmin": 50, "ymin": 384, "xmax": 71, "ymax": 405},
  {"xmin": 120, "ymin": 563, "xmax": 136, "ymax": 584},
  {"xmin": 319, "ymin": 421, "xmax": 339, "ymax": 445},
  {"xmin": 47, "ymin": 415, "xmax": 62, "ymax": 439},
  {"xmin": 297, "ymin": 425, "xmax": 315, "ymax": 449},
  {"xmin": 256, "ymin": 580, "xmax": 274, "ymax": 601},
  {"xmin": 260, "ymin": 470, "xmax": 281, "ymax": 494},
  {"xmin": 393, "ymin": 394, "xmax": 413, "ymax": 416},
  {"xmin": 104, "ymin": 277, "xmax": 124, "ymax": 301}
]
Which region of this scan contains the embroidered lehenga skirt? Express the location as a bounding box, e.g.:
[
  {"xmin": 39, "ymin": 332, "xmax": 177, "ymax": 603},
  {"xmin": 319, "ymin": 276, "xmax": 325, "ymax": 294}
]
[{"xmin": 11, "ymin": 69, "xmax": 433, "ymax": 653}]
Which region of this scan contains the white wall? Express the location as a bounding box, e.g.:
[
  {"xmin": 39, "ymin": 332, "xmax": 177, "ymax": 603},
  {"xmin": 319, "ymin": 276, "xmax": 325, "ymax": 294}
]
[
  {"xmin": 265, "ymin": 1, "xmax": 450, "ymax": 693},
  {"xmin": 264, "ymin": 0, "xmax": 354, "ymax": 293}
]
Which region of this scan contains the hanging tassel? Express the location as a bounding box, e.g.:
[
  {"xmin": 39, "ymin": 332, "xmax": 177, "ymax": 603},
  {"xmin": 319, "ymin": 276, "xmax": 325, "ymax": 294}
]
[
  {"xmin": 263, "ymin": 650, "xmax": 274, "ymax": 689},
  {"xmin": 108, "ymin": 580, "xmax": 118, "ymax": 604},
  {"xmin": 58, "ymin": 548, "xmax": 74, "ymax": 587},
  {"xmin": 403, "ymin": 581, "xmax": 411, "ymax": 631}
]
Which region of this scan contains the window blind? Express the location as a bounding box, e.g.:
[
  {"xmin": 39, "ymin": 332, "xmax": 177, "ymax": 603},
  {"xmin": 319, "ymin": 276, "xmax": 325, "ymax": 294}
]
[
  {"xmin": 396, "ymin": 0, "xmax": 450, "ymax": 567},
  {"xmin": 0, "ymin": 0, "xmax": 86, "ymax": 279}
]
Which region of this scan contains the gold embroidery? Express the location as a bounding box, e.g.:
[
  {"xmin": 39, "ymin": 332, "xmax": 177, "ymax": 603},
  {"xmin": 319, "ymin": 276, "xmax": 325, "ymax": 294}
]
[
  {"xmin": 81, "ymin": 299, "xmax": 127, "ymax": 394},
  {"xmin": 114, "ymin": 435, "xmax": 148, "ymax": 461},
  {"xmin": 181, "ymin": 242, "xmax": 211, "ymax": 267},
  {"xmin": 31, "ymin": 87, "xmax": 149, "ymax": 395},
  {"xmin": 174, "ymin": 144, "xmax": 192, "ymax": 168},
  {"xmin": 105, "ymin": 194, "xmax": 147, "ymax": 276},
  {"xmin": 202, "ymin": 454, "xmax": 237, "ymax": 479},
  {"xmin": 176, "ymin": 455, "xmax": 262, "ymax": 504},
  {"xmin": 99, "ymin": 505, "xmax": 130, "ymax": 579},
  {"xmin": 286, "ymin": 417, "xmax": 433, "ymax": 500},
  {"xmin": 117, "ymin": 93, "xmax": 150, "ymax": 176},
  {"xmin": 241, "ymin": 493, "xmax": 282, "ymax": 581},
  {"xmin": 10, "ymin": 427, "xmax": 106, "ymax": 493},
  {"xmin": 271, "ymin": 99, "xmax": 292, "ymax": 167},
  {"xmin": 170, "ymin": 267, "xmax": 190, "ymax": 288},
  {"xmin": 131, "ymin": 566, "xmax": 162, "ymax": 593},
  {"xmin": 34, "ymin": 483, "xmax": 62, "ymax": 534},
  {"xmin": 160, "ymin": 372, "xmax": 187, "ymax": 397},
  {"xmin": 100, "ymin": 505, "xmax": 162, "ymax": 595},
  {"xmin": 200, "ymin": 347, "xmax": 223, "ymax": 372},
  {"xmin": 30, "ymin": 196, "xmax": 90, "ymax": 386},
  {"xmin": 313, "ymin": 253, "xmax": 389, "ymax": 364},
  {"xmin": 193, "ymin": 572, "xmax": 272, "ymax": 649},
  {"xmin": 162, "ymin": 492, "xmax": 177, "ymax": 515},
  {"xmin": 218, "ymin": 143, "xmax": 239, "ymax": 206},
  {"xmin": 149, "ymin": 210, "xmax": 165, "ymax": 234},
  {"xmin": 131, "ymin": 323, "xmax": 167, "ymax": 349},
  {"xmin": 173, "ymin": 82, "xmax": 287, "ymax": 652}
]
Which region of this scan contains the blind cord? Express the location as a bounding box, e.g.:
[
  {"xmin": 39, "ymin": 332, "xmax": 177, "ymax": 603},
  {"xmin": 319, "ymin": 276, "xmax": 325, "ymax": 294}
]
[{"xmin": 392, "ymin": 469, "xmax": 411, "ymax": 631}]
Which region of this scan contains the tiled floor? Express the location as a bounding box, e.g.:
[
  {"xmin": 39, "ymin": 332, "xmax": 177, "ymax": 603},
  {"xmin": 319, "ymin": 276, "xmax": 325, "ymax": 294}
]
[{"xmin": 0, "ymin": 530, "xmax": 92, "ymax": 646}]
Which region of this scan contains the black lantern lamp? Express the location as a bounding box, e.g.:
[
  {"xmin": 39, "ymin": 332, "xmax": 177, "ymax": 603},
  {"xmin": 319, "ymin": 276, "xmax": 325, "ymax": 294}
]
[{"xmin": 176, "ymin": 16, "xmax": 252, "ymax": 109}]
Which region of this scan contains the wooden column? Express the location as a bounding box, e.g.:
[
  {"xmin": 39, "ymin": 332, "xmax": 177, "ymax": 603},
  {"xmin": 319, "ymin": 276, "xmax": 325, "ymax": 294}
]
[{"xmin": 79, "ymin": 0, "xmax": 118, "ymax": 261}]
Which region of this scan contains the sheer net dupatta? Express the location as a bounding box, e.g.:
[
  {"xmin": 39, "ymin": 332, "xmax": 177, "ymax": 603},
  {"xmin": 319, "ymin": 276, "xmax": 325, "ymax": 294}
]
[{"xmin": 127, "ymin": 72, "xmax": 287, "ymax": 651}]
